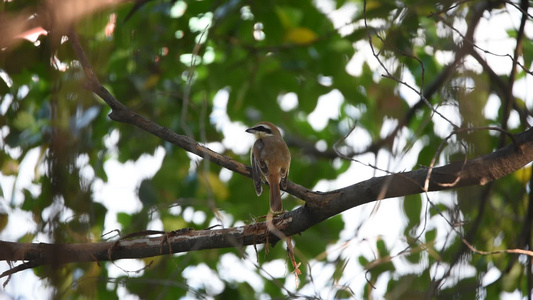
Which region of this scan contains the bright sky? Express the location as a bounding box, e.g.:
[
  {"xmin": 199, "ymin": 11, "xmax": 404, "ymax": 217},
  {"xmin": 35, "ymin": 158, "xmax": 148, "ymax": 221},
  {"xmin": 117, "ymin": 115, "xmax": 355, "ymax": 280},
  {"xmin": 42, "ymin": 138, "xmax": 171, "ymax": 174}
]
[{"xmin": 1, "ymin": 1, "xmax": 532, "ymax": 299}]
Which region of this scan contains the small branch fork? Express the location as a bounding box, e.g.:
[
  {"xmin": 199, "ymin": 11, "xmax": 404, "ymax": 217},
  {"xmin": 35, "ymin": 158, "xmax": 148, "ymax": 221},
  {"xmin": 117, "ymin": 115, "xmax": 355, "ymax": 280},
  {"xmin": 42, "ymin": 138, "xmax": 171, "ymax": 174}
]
[
  {"xmin": 360, "ymin": 0, "xmax": 533, "ymax": 281},
  {"xmin": 3, "ymin": 19, "xmax": 533, "ymax": 281},
  {"xmin": 67, "ymin": 28, "xmax": 317, "ymax": 203}
]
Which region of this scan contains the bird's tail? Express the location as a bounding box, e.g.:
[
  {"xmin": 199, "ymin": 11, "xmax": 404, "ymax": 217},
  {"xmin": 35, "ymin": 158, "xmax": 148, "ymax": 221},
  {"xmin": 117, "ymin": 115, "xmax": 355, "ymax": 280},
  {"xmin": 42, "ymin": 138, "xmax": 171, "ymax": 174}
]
[{"xmin": 269, "ymin": 177, "xmax": 282, "ymax": 213}]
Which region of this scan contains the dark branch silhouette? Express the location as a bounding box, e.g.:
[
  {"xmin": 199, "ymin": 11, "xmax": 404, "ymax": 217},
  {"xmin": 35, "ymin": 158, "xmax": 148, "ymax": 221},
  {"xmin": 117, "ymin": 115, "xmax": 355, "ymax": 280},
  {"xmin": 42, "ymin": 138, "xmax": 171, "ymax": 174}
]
[{"xmin": 2, "ymin": 25, "xmax": 533, "ymax": 279}]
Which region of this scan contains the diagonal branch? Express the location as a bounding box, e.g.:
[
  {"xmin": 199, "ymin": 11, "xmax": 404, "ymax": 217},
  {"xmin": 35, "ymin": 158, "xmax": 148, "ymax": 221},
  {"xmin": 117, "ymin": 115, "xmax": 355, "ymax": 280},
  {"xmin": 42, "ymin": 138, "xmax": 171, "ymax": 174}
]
[
  {"xmin": 500, "ymin": 0, "xmax": 530, "ymax": 145},
  {"xmin": 2, "ymin": 125, "xmax": 533, "ymax": 278},
  {"xmin": 5, "ymin": 19, "xmax": 533, "ymax": 277},
  {"xmin": 68, "ymin": 28, "xmax": 318, "ymax": 203},
  {"xmin": 294, "ymin": 0, "xmax": 493, "ymax": 161},
  {"xmin": 1, "ymin": 27, "xmax": 533, "ymax": 278}
]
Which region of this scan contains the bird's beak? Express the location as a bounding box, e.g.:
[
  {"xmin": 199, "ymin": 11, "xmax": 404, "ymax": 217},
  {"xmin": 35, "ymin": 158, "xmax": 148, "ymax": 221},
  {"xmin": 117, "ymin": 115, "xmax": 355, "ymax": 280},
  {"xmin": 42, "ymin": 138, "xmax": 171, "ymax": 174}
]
[{"xmin": 245, "ymin": 128, "xmax": 254, "ymax": 134}]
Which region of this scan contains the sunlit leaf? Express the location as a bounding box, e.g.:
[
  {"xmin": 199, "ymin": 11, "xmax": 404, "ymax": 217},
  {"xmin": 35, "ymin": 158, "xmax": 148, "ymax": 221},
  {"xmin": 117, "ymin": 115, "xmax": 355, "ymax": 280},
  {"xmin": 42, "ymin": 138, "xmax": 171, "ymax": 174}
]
[
  {"xmin": 514, "ymin": 166, "xmax": 531, "ymax": 185},
  {"xmin": 0, "ymin": 213, "xmax": 8, "ymax": 232},
  {"xmin": 284, "ymin": 27, "xmax": 317, "ymax": 45}
]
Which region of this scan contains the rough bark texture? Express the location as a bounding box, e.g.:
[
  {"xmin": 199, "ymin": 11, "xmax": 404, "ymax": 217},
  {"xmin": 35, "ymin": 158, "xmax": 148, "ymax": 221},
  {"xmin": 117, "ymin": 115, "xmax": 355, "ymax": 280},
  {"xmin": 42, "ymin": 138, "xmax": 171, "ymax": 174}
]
[
  {"xmin": 2, "ymin": 9, "xmax": 533, "ymax": 278},
  {"xmin": 2, "ymin": 127, "xmax": 533, "ymax": 278}
]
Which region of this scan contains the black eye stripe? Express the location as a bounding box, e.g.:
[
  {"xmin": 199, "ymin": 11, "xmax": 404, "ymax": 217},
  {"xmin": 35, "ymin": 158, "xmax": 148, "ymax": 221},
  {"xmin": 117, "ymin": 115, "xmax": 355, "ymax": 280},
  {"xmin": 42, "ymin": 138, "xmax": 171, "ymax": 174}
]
[{"xmin": 253, "ymin": 126, "xmax": 272, "ymax": 134}]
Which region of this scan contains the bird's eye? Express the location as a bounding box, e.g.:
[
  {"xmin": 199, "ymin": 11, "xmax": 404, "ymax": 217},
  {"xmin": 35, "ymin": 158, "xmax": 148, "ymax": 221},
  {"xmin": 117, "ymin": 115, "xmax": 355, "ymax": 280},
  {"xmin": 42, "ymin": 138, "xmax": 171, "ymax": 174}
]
[{"xmin": 255, "ymin": 126, "xmax": 272, "ymax": 134}]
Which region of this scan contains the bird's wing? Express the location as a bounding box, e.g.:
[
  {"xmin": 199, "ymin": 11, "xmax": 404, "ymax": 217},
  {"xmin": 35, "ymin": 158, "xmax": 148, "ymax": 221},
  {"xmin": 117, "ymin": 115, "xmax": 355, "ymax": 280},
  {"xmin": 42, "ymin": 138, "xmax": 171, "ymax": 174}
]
[
  {"xmin": 251, "ymin": 155, "xmax": 263, "ymax": 196},
  {"xmin": 251, "ymin": 140, "xmax": 265, "ymax": 196},
  {"xmin": 280, "ymin": 168, "xmax": 289, "ymax": 190}
]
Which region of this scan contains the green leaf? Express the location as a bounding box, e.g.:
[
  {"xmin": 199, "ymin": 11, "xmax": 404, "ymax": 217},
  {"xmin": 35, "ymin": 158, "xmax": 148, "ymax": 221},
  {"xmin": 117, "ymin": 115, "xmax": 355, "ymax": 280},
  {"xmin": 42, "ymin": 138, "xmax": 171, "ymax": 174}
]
[
  {"xmin": 376, "ymin": 238, "xmax": 388, "ymax": 258},
  {"xmin": 117, "ymin": 212, "xmax": 133, "ymax": 229}
]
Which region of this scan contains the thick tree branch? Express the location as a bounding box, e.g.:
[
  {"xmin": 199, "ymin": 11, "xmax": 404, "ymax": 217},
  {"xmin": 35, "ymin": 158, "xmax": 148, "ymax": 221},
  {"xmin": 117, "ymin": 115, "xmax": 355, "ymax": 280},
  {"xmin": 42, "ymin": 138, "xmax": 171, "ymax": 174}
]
[
  {"xmin": 4, "ymin": 11, "xmax": 533, "ymax": 279},
  {"xmin": 2, "ymin": 126, "xmax": 533, "ymax": 278},
  {"xmin": 2, "ymin": 28, "xmax": 533, "ymax": 278}
]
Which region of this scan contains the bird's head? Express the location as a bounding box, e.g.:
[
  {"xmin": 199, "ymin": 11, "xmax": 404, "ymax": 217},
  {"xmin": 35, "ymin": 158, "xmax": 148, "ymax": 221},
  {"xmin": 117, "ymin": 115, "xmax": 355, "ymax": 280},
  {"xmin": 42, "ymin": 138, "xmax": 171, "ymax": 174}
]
[{"xmin": 245, "ymin": 121, "xmax": 282, "ymax": 139}]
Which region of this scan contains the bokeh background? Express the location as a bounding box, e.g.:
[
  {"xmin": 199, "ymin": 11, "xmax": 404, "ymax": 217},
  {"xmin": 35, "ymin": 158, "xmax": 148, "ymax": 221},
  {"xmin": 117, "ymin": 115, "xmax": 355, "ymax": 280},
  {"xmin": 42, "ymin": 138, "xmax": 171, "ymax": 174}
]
[{"xmin": 1, "ymin": 0, "xmax": 533, "ymax": 299}]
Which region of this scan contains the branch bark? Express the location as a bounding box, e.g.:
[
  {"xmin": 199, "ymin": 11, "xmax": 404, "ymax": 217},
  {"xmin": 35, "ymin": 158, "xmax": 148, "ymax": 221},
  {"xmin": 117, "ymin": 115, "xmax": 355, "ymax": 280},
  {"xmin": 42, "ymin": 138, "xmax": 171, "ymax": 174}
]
[
  {"xmin": 3, "ymin": 12, "xmax": 533, "ymax": 279},
  {"xmin": 2, "ymin": 125, "xmax": 533, "ymax": 278}
]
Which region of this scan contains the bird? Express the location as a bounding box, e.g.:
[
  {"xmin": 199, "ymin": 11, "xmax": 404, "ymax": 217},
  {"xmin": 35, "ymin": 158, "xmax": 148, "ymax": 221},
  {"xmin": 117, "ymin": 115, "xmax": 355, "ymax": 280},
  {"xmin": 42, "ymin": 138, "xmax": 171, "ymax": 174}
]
[{"xmin": 246, "ymin": 121, "xmax": 291, "ymax": 213}]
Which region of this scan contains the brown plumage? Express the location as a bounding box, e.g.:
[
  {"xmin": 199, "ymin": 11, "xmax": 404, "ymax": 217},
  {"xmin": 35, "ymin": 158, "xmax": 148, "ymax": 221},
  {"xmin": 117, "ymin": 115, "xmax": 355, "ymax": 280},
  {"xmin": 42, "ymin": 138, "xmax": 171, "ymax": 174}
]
[{"xmin": 246, "ymin": 121, "xmax": 291, "ymax": 212}]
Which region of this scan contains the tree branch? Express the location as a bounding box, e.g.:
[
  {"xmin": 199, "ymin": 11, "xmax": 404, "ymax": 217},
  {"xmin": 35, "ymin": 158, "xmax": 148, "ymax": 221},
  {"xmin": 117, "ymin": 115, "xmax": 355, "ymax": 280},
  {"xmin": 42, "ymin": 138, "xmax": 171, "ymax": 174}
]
[
  {"xmin": 500, "ymin": 0, "xmax": 529, "ymax": 145},
  {"xmin": 292, "ymin": 0, "xmax": 492, "ymax": 161},
  {"xmin": 68, "ymin": 28, "xmax": 318, "ymax": 203},
  {"xmin": 2, "ymin": 125, "xmax": 533, "ymax": 277},
  {"xmin": 2, "ymin": 28, "xmax": 533, "ymax": 278}
]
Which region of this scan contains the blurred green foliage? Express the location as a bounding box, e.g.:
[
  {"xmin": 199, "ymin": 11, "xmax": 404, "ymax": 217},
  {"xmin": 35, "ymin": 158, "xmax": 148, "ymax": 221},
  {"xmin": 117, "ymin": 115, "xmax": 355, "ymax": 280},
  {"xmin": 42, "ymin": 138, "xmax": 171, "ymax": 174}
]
[{"xmin": 1, "ymin": 0, "xmax": 532, "ymax": 299}]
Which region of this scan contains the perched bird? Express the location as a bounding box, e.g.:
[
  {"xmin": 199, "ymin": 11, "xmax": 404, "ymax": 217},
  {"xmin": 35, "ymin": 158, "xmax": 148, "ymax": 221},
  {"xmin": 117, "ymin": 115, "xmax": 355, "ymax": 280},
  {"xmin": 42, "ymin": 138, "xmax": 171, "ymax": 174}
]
[{"xmin": 246, "ymin": 121, "xmax": 291, "ymax": 212}]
